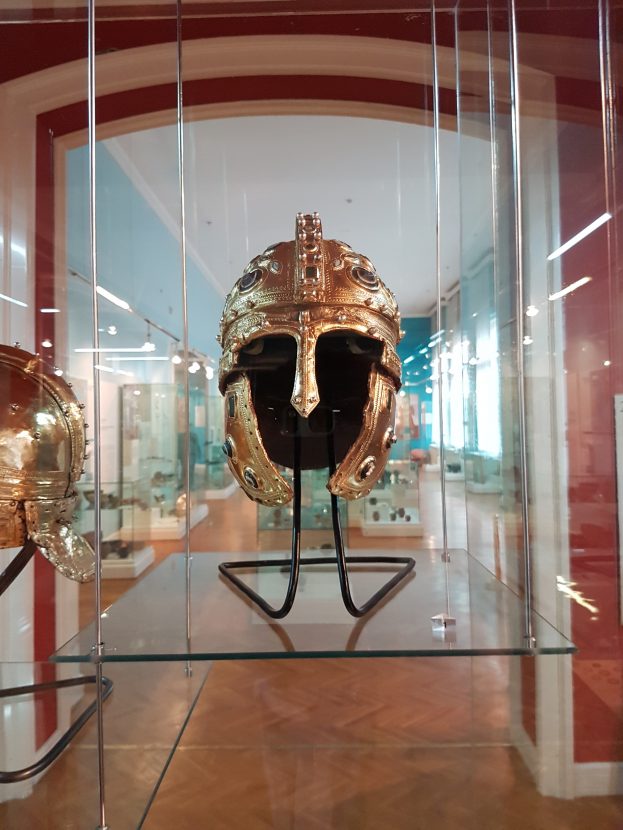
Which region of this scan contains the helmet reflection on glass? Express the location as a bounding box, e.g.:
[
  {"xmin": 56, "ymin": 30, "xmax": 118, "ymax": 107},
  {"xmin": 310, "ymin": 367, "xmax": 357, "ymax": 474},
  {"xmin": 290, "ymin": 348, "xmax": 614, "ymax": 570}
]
[
  {"xmin": 218, "ymin": 213, "xmax": 402, "ymax": 507},
  {"xmin": 0, "ymin": 345, "xmax": 95, "ymax": 582}
]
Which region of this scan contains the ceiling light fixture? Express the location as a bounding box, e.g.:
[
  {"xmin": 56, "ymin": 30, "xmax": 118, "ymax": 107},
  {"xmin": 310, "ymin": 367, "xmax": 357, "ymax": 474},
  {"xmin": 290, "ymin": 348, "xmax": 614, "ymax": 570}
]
[
  {"xmin": 548, "ymin": 276, "xmax": 592, "ymax": 302},
  {"xmin": 547, "ymin": 213, "xmax": 611, "ymax": 261},
  {"xmin": 142, "ymin": 322, "xmax": 156, "ymax": 353},
  {"xmin": 75, "ymin": 347, "xmax": 156, "ymax": 353},
  {"xmin": 0, "ymin": 292, "xmax": 27, "ymax": 308},
  {"xmin": 104, "ymin": 356, "xmax": 169, "ymax": 362},
  {"xmin": 40, "ymin": 307, "xmax": 60, "ymax": 314},
  {"xmin": 96, "ymin": 286, "xmax": 131, "ymax": 311}
]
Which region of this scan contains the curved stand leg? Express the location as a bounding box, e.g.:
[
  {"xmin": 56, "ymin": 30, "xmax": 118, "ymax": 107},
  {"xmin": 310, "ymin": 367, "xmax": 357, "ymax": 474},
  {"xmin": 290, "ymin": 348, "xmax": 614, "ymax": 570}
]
[
  {"xmin": 328, "ymin": 488, "xmax": 415, "ymax": 618},
  {"xmin": 326, "ymin": 432, "xmax": 415, "ymax": 617},
  {"xmin": 0, "ymin": 675, "xmax": 114, "ymax": 783},
  {"xmin": 219, "ymin": 427, "xmax": 416, "ymax": 618},
  {"xmin": 218, "ymin": 432, "xmax": 302, "ymax": 619},
  {"xmin": 0, "ymin": 539, "xmax": 37, "ymax": 597}
]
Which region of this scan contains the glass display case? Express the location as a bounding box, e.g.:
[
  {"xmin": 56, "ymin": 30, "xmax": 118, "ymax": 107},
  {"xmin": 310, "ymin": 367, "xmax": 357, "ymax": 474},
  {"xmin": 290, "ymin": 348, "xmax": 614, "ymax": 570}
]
[
  {"xmin": 1, "ymin": 1, "xmax": 621, "ymax": 828},
  {"xmin": 120, "ymin": 383, "xmax": 209, "ymax": 540},
  {"xmin": 258, "ymin": 469, "xmax": 349, "ymax": 551},
  {"xmin": 74, "ymin": 479, "xmax": 154, "ymax": 579},
  {"xmin": 359, "ymin": 460, "xmax": 422, "ymax": 537}
]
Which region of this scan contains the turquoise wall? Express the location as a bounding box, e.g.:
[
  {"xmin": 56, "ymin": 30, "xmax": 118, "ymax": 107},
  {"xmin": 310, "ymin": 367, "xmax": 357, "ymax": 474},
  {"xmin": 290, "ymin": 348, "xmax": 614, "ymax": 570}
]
[
  {"xmin": 396, "ymin": 316, "xmax": 433, "ymax": 450},
  {"xmin": 66, "ymin": 143, "xmax": 221, "ymax": 360}
]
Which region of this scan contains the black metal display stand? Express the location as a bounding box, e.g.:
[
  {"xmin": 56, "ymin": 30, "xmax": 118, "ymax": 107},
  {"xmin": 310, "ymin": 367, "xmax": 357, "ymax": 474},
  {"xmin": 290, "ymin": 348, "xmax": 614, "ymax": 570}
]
[
  {"xmin": 0, "ymin": 539, "xmax": 113, "ymax": 784},
  {"xmin": 219, "ymin": 433, "xmax": 416, "ymax": 619}
]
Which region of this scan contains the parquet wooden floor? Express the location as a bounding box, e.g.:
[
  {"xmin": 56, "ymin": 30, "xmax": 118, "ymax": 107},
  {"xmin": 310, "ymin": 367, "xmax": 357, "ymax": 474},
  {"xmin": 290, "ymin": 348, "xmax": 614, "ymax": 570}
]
[
  {"xmin": 142, "ymin": 658, "xmax": 623, "ymax": 830},
  {"xmin": 4, "ymin": 480, "xmax": 623, "ymax": 828}
]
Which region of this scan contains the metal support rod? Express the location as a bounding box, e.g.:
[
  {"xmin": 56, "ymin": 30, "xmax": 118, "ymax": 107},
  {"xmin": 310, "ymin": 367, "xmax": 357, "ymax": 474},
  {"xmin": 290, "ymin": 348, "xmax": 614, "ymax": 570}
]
[
  {"xmin": 453, "ymin": 7, "xmax": 474, "ymax": 565},
  {"xmin": 508, "ymin": 0, "xmax": 535, "ymax": 646},
  {"xmin": 598, "ymin": 0, "xmax": 617, "ymax": 294},
  {"xmin": 598, "ymin": 0, "xmax": 616, "ymax": 215},
  {"xmin": 176, "ymin": 0, "xmax": 192, "ymax": 662},
  {"xmin": 430, "ymin": 4, "xmax": 449, "ymax": 559},
  {"xmin": 87, "ymin": 0, "xmax": 108, "ymax": 826},
  {"xmin": 598, "ymin": 6, "xmax": 620, "ymax": 515},
  {"xmin": 431, "ymin": 5, "xmax": 453, "ymax": 633}
]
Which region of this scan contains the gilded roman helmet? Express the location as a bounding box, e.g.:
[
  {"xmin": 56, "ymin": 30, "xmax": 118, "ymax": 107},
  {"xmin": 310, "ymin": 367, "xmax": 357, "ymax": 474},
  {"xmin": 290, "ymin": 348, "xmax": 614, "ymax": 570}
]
[
  {"xmin": 218, "ymin": 213, "xmax": 402, "ymax": 507},
  {"xmin": 0, "ymin": 344, "xmax": 95, "ymax": 582}
]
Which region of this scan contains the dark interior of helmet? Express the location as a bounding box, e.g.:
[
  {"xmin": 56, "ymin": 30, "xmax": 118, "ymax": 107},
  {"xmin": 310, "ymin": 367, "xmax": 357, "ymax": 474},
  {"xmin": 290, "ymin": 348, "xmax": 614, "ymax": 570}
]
[{"xmin": 237, "ymin": 333, "xmax": 382, "ymax": 470}]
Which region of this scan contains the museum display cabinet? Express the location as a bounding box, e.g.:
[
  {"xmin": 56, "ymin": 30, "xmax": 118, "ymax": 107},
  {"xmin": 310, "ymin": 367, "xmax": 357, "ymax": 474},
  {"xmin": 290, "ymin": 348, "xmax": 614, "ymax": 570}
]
[
  {"xmin": 1, "ymin": 1, "xmax": 622, "ymax": 828},
  {"xmin": 258, "ymin": 469, "xmax": 350, "ymax": 551},
  {"xmin": 360, "ymin": 460, "xmax": 423, "ymax": 537}
]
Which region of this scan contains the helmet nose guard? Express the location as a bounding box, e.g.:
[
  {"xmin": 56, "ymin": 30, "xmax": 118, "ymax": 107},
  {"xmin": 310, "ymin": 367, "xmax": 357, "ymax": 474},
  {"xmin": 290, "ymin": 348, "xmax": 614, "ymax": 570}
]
[{"xmin": 218, "ymin": 214, "xmax": 402, "ymax": 506}]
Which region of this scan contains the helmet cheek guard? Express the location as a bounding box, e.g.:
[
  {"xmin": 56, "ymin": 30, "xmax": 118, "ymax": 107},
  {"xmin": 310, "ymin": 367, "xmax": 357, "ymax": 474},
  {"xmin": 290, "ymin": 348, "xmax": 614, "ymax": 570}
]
[
  {"xmin": 0, "ymin": 345, "xmax": 95, "ymax": 582},
  {"xmin": 24, "ymin": 498, "xmax": 95, "ymax": 583},
  {"xmin": 222, "ymin": 374, "xmax": 293, "ymax": 506},
  {"xmin": 328, "ymin": 367, "xmax": 397, "ymax": 500},
  {"xmin": 219, "ymin": 214, "xmax": 402, "ymax": 507}
]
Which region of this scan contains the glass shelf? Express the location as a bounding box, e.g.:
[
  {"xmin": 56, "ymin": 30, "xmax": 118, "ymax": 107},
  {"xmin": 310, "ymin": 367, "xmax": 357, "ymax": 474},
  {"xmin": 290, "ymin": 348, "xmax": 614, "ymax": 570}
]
[{"xmin": 53, "ymin": 551, "xmax": 574, "ymax": 662}]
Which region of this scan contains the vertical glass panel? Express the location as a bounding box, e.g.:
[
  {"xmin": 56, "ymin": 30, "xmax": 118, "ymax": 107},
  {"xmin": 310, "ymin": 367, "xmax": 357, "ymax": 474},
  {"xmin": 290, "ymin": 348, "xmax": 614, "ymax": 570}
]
[
  {"xmin": 457, "ymin": 4, "xmax": 526, "ymax": 599},
  {"xmin": 431, "ymin": 9, "xmax": 467, "ymax": 553},
  {"xmin": 0, "ymin": 2, "xmax": 100, "ymax": 825},
  {"xmin": 513, "ymin": 0, "xmax": 623, "ymax": 793},
  {"xmin": 179, "ymin": 4, "xmax": 448, "ymax": 627},
  {"xmin": 86, "ymin": 3, "xmax": 198, "ymax": 826}
]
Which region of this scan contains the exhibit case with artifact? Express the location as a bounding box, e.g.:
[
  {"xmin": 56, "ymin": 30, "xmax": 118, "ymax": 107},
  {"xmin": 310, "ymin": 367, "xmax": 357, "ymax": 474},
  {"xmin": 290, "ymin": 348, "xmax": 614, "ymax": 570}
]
[
  {"xmin": 258, "ymin": 469, "xmax": 350, "ymax": 551},
  {"xmin": 1, "ymin": 1, "xmax": 622, "ymax": 828},
  {"xmin": 120, "ymin": 383, "xmax": 208, "ymax": 541},
  {"xmin": 360, "ymin": 460, "xmax": 423, "ymax": 537}
]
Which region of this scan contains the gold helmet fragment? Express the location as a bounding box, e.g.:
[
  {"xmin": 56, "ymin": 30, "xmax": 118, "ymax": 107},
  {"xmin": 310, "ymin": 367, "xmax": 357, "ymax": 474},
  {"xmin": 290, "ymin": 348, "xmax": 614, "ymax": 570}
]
[
  {"xmin": 0, "ymin": 345, "xmax": 95, "ymax": 582},
  {"xmin": 219, "ymin": 213, "xmax": 402, "ymax": 507}
]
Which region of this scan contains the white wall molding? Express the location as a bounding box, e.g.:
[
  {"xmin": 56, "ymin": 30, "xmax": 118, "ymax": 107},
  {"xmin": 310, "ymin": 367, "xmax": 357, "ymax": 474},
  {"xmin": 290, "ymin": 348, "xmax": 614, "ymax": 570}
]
[{"xmin": 574, "ymin": 762, "xmax": 623, "ymax": 797}]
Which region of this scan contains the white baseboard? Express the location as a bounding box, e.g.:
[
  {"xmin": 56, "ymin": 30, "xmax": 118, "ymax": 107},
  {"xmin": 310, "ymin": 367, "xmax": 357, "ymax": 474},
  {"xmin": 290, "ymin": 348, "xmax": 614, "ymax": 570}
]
[
  {"xmin": 102, "ymin": 546, "xmax": 155, "ymax": 579},
  {"xmin": 574, "ymin": 762, "xmax": 623, "ymax": 796}
]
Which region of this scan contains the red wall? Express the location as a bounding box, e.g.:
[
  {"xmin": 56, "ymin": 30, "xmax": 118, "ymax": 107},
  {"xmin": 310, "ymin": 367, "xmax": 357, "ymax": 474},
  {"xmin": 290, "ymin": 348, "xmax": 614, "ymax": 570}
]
[{"xmin": 558, "ymin": 106, "xmax": 623, "ymax": 762}]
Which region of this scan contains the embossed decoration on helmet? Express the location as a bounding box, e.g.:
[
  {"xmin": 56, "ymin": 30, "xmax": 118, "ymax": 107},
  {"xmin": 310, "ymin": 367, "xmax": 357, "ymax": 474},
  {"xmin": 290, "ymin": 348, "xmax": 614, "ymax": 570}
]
[
  {"xmin": 0, "ymin": 344, "xmax": 95, "ymax": 582},
  {"xmin": 218, "ymin": 213, "xmax": 402, "ymax": 507}
]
